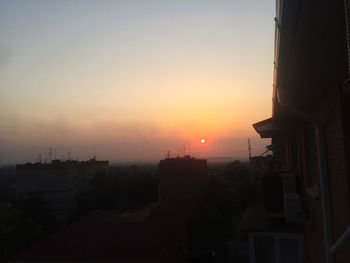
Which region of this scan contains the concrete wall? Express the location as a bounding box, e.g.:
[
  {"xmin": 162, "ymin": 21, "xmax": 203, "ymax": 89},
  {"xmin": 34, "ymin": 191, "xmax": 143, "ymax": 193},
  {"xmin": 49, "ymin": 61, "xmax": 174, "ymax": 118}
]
[{"xmin": 16, "ymin": 160, "xmax": 108, "ymax": 224}]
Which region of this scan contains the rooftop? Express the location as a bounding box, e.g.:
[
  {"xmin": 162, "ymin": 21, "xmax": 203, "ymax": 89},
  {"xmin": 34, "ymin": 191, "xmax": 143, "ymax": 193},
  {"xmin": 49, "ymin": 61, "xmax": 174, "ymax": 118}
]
[
  {"xmin": 11, "ymin": 201, "xmax": 187, "ymax": 263},
  {"xmin": 16, "ymin": 159, "xmax": 109, "ymax": 171}
]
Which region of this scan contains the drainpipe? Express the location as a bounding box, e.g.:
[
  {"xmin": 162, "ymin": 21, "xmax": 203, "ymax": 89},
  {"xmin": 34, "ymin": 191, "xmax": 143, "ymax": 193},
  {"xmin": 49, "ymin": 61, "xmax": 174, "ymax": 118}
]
[
  {"xmin": 276, "ymin": 89, "xmax": 333, "ymax": 263},
  {"xmin": 344, "ymin": 0, "xmax": 350, "ymax": 77},
  {"xmin": 316, "ymin": 127, "xmax": 333, "ymax": 263}
]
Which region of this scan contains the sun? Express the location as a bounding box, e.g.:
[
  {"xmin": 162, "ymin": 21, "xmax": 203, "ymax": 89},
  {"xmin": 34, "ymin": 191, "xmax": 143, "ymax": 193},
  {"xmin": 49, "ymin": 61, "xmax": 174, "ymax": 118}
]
[{"xmin": 201, "ymin": 139, "xmax": 206, "ymax": 144}]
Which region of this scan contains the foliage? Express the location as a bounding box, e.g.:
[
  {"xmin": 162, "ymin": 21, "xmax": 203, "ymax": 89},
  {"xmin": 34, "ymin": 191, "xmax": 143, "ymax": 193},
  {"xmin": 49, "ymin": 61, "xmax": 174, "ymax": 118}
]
[
  {"xmin": 225, "ymin": 160, "xmax": 260, "ymax": 210},
  {"xmin": 77, "ymin": 168, "xmax": 159, "ymax": 216},
  {"xmin": 187, "ymin": 160, "xmax": 260, "ymax": 262},
  {"xmin": 0, "ymin": 202, "xmax": 46, "ymax": 263}
]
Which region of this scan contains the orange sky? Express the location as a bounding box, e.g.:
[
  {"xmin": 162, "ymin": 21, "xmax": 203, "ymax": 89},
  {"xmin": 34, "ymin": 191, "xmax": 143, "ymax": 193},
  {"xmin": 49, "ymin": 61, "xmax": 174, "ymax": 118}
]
[{"xmin": 0, "ymin": 0, "xmax": 273, "ymax": 163}]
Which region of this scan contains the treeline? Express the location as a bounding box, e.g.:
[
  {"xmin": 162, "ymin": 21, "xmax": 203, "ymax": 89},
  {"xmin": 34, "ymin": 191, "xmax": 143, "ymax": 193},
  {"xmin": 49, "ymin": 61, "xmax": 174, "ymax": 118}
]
[
  {"xmin": 0, "ymin": 166, "xmax": 159, "ymax": 263},
  {"xmin": 76, "ymin": 168, "xmax": 159, "ymax": 216},
  {"xmin": 0, "ymin": 161, "xmax": 258, "ymax": 263},
  {"xmin": 187, "ymin": 160, "xmax": 260, "ymax": 262},
  {"xmin": 0, "ymin": 195, "xmax": 55, "ymax": 263}
]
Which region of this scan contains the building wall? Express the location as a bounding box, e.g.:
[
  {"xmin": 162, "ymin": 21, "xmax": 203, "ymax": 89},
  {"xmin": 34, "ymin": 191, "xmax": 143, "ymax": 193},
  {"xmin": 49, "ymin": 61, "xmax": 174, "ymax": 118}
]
[
  {"xmin": 314, "ymin": 83, "xmax": 350, "ymax": 263},
  {"xmin": 269, "ymin": 81, "xmax": 350, "ymax": 263},
  {"xmin": 274, "ymin": 82, "xmax": 350, "ymax": 263},
  {"xmin": 16, "ymin": 160, "xmax": 108, "ymax": 224}
]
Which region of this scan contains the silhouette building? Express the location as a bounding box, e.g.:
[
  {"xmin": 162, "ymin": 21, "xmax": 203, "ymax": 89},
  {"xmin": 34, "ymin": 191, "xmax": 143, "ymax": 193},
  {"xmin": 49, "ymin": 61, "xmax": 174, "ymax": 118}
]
[
  {"xmin": 252, "ymin": 0, "xmax": 350, "ymax": 262},
  {"xmin": 16, "ymin": 159, "xmax": 108, "ymax": 224}
]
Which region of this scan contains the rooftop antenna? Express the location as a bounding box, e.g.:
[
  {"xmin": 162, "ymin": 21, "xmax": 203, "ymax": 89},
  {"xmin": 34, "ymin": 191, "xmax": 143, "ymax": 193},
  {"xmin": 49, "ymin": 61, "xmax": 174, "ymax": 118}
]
[
  {"xmin": 188, "ymin": 139, "xmax": 191, "ymax": 157},
  {"xmin": 39, "ymin": 153, "xmax": 42, "ymax": 163},
  {"xmin": 93, "ymin": 145, "xmax": 96, "ymax": 159},
  {"xmin": 248, "ymin": 137, "xmax": 252, "ymax": 160},
  {"xmin": 68, "ymin": 149, "xmax": 71, "ymax": 161},
  {"xmin": 54, "ymin": 150, "xmax": 57, "ymax": 160},
  {"xmin": 49, "ymin": 148, "xmax": 52, "ymax": 162},
  {"xmin": 166, "ymin": 150, "xmax": 170, "ymax": 159}
]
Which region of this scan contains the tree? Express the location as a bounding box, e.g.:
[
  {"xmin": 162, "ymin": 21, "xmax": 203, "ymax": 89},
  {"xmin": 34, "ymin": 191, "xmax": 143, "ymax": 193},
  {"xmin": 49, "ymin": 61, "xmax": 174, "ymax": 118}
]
[{"xmin": 0, "ymin": 205, "xmax": 43, "ymax": 263}]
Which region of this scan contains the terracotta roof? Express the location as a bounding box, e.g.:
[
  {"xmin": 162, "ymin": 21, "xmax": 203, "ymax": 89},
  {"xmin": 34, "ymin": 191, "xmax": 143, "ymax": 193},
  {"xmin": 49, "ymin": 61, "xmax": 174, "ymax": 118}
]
[
  {"xmin": 11, "ymin": 207, "xmax": 185, "ymax": 263},
  {"xmin": 145, "ymin": 201, "xmax": 187, "ymax": 261}
]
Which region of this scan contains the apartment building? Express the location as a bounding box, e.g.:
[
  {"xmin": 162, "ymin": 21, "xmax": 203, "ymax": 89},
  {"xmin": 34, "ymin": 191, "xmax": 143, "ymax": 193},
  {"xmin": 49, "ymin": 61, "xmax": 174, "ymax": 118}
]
[
  {"xmin": 253, "ymin": 1, "xmax": 350, "ymax": 262},
  {"xmin": 16, "ymin": 159, "xmax": 108, "ymax": 224}
]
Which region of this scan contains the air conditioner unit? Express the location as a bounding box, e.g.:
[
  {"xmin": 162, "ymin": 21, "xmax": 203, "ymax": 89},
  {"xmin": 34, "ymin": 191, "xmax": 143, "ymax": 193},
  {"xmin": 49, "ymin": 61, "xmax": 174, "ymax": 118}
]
[{"xmin": 284, "ymin": 193, "xmax": 303, "ymax": 223}]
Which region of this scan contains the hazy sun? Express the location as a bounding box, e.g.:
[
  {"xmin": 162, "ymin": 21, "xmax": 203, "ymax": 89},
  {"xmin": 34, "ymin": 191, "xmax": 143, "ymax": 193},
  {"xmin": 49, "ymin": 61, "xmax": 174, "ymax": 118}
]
[{"xmin": 201, "ymin": 139, "xmax": 205, "ymax": 144}]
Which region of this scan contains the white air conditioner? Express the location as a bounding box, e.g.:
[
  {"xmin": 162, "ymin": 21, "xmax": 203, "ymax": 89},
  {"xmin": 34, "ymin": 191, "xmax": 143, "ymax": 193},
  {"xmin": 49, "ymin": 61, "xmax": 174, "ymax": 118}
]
[{"xmin": 284, "ymin": 193, "xmax": 303, "ymax": 223}]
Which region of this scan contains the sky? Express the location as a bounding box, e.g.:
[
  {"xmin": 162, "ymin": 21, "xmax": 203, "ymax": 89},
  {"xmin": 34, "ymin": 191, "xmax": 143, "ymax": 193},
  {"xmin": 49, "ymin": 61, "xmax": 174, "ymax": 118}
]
[{"xmin": 0, "ymin": 0, "xmax": 274, "ymax": 163}]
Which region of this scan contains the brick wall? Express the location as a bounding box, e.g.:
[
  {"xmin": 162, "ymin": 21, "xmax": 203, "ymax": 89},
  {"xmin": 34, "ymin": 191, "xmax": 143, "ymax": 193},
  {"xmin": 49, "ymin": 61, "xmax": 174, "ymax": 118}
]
[{"xmin": 310, "ymin": 82, "xmax": 350, "ymax": 263}]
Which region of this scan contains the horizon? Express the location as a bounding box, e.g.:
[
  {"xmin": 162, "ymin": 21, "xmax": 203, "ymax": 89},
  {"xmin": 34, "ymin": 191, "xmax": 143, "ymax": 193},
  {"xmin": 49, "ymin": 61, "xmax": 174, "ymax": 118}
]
[{"xmin": 0, "ymin": 0, "xmax": 273, "ymax": 164}]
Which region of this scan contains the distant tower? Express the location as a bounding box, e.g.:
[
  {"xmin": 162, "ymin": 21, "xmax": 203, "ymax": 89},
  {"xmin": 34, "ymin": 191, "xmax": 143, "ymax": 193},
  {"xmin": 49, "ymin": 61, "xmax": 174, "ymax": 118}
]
[{"xmin": 248, "ymin": 138, "xmax": 252, "ymax": 160}]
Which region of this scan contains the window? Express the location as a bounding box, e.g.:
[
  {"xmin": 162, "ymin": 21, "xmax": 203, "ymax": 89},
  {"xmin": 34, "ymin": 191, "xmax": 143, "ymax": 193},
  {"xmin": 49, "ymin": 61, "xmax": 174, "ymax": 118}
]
[{"xmin": 249, "ymin": 232, "xmax": 304, "ymax": 263}]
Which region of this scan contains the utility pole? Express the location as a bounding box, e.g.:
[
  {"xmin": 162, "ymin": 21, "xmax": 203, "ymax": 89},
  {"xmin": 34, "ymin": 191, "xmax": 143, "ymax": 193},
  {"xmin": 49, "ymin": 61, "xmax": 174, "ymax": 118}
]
[{"xmin": 248, "ymin": 137, "xmax": 252, "ymax": 160}]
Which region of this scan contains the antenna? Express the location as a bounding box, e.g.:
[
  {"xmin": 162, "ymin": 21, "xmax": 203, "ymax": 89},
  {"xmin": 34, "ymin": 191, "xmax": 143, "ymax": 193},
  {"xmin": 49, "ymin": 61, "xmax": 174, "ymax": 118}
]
[
  {"xmin": 188, "ymin": 139, "xmax": 191, "ymax": 157},
  {"xmin": 68, "ymin": 149, "xmax": 71, "ymax": 161},
  {"xmin": 49, "ymin": 148, "xmax": 52, "ymax": 162},
  {"xmin": 248, "ymin": 137, "xmax": 252, "ymax": 160}
]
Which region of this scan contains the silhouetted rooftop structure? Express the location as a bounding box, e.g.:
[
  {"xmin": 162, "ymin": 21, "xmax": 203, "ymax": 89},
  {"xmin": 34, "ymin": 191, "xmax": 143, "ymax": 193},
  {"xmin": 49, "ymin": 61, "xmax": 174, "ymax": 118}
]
[{"xmin": 16, "ymin": 158, "xmax": 108, "ymax": 170}]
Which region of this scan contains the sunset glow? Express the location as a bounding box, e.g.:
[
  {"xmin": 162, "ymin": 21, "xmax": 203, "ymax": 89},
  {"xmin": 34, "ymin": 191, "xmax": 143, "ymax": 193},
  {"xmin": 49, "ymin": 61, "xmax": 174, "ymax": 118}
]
[{"xmin": 0, "ymin": 0, "xmax": 273, "ymax": 163}]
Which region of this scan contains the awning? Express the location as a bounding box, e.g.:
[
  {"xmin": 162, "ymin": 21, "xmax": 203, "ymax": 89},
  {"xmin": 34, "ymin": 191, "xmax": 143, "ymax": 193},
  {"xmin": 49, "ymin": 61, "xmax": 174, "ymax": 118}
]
[{"xmin": 252, "ymin": 117, "xmax": 284, "ymax": 138}]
